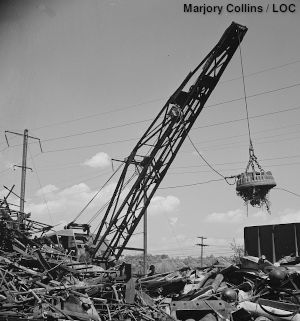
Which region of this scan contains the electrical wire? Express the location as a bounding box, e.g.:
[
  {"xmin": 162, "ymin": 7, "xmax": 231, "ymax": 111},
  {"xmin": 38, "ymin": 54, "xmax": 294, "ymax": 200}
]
[
  {"xmin": 273, "ymin": 187, "xmax": 300, "ymax": 198},
  {"xmin": 23, "ymin": 122, "xmax": 300, "ymax": 172},
  {"xmin": 25, "ymin": 59, "xmax": 300, "ymax": 132},
  {"xmin": 3, "ymin": 84, "xmax": 300, "ymax": 154},
  {"xmin": 204, "ymin": 82, "xmax": 300, "ymax": 111},
  {"xmin": 221, "ymin": 59, "xmax": 300, "ymax": 84},
  {"xmin": 158, "ymin": 178, "xmax": 224, "ymax": 190},
  {"xmin": 169, "ymin": 161, "xmax": 300, "ymax": 175},
  {"xmin": 28, "ymin": 147, "xmax": 55, "ymax": 226},
  {"xmin": 38, "ymin": 104, "xmax": 300, "ymax": 154},
  {"xmin": 172, "ymin": 152, "xmax": 300, "ymax": 170},
  {"xmin": 32, "ymin": 98, "xmax": 163, "ymax": 131},
  {"xmin": 42, "ymin": 118, "xmax": 152, "ymax": 143}
]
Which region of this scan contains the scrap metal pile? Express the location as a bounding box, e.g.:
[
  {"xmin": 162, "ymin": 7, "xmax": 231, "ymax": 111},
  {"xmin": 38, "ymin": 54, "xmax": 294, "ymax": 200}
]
[
  {"xmin": 1, "ymin": 199, "xmax": 300, "ymax": 321},
  {"xmin": 139, "ymin": 256, "xmax": 300, "ymax": 321}
]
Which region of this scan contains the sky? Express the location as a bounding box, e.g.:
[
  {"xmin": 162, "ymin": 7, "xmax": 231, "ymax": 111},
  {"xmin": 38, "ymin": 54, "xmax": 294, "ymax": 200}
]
[{"xmin": 0, "ymin": 0, "xmax": 300, "ymax": 259}]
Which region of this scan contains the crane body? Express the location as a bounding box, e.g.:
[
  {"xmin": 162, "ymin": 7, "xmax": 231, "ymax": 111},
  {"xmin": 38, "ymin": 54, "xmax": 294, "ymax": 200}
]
[{"xmin": 89, "ymin": 22, "xmax": 248, "ymax": 263}]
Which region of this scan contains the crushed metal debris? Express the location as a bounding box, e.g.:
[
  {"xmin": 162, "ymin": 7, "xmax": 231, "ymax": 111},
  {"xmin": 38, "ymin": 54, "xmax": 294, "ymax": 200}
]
[{"xmin": 1, "ymin": 198, "xmax": 300, "ymax": 321}]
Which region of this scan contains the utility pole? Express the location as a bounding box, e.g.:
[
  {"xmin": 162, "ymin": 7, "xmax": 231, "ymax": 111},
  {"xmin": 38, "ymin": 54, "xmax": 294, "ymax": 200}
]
[
  {"xmin": 143, "ymin": 206, "xmax": 147, "ymax": 275},
  {"xmin": 196, "ymin": 236, "xmax": 209, "ymax": 267},
  {"xmin": 143, "ymin": 174, "xmax": 148, "ymax": 275},
  {"xmin": 5, "ymin": 129, "xmax": 42, "ymax": 224},
  {"xmin": 20, "ymin": 129, "xmax": 29, "ymax": 215}
]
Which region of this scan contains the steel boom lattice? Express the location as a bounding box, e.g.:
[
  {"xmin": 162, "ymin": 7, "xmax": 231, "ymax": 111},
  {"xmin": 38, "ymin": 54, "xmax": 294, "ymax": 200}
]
[{"xmin": 92, "ymin": 22, "xmax": 247, "ymax": 261}]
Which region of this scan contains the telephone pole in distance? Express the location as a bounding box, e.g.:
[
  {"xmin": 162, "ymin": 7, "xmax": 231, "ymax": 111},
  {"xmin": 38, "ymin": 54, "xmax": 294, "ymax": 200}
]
[{"xmin": 196, "ymin": 236, "xmax": 209, "ymax": 267}]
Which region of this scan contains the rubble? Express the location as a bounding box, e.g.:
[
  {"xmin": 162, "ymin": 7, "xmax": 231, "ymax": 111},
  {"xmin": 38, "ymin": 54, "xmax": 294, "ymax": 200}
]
[{"xmin": 1, "ymin": 198, "xmax": 300, "ymax": 321}]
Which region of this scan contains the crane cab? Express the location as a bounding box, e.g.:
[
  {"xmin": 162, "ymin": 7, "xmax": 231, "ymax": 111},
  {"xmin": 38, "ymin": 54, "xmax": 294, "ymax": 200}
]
[{"xmin": 236, "ymin": 171, "xmax": 276, "ymax": 192}]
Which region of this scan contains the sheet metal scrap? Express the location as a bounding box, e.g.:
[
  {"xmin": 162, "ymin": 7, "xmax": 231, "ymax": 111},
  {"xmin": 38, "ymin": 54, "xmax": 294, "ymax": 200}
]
[
  {"xmin": 1, "ymin": 199, "xmax": 300, "ymax": 321},
  {"xmin": 137, "ymin": 257, "xmax": 300, "ymax": 321}
]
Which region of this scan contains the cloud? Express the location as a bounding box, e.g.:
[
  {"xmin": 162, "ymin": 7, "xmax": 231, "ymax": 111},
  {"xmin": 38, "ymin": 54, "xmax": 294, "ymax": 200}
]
[
  {"xmin": 274, "ymin": 209, "xmax": 300, "ymax": 224},
  {"xmin": 25, "ymin": 182, "xmax": 117, "ymax": 226},
  {"xmin": 36, "ymin": 184, "xmax": 58, "ymax": 197},
  {"xmin": 205, "ymin": 209, "xmax": 244, "ymax": 223},
  {"xmin": 83, "ymin": 152, "xmax": 111, "ymax": 169},
  {"xmin": 148, "ymin": 195, "xmax": 180, "ymax": 215}
]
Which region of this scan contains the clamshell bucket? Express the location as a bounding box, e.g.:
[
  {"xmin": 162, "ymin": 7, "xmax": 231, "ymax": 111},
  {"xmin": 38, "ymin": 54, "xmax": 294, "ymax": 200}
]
[{"xmin": 236, "ymin": 171, "xmax": 276, "ymax": 192}]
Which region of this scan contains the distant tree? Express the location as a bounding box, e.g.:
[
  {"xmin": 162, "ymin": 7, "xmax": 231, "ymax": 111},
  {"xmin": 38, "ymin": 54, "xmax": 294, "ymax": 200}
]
[{"xmin": 229, "ymin": 239, "xmax": 244, "ymax": 264}]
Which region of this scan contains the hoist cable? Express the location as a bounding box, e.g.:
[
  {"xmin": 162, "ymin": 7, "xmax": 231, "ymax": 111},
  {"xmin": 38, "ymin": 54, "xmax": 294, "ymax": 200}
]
[
  {"xmin": 88, "ymin": 170, "xmax": 137, "ymax": 226},
  {"xmin": 71, "ymin": 163, "xmax": 124, "ymax": 224},
  {"xmin": 187, "ymin": 134, "xmax": 225, "ymax": 178},
  {"xmin": 187, "ymin": 134, "xmax": 236, "ymax": 185},
  {"xmin": 238, "ymin": 34, "xmax": 252, "ymax": 146}
]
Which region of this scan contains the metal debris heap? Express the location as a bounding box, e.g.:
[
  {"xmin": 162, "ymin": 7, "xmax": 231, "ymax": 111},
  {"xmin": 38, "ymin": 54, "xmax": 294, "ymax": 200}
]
[{"xmin": 1, "ymin": 198, "xmax": 300, "ymax": 321}]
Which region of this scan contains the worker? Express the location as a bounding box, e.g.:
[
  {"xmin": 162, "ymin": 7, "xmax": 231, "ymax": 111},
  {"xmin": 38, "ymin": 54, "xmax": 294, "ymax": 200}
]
[{"xmin": 148, "ymin": 264, "xmax": 155, "ymax": 276}]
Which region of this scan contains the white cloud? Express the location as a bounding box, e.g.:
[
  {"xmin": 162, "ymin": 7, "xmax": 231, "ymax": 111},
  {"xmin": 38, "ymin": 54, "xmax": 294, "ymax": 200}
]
[
  {"xmin": 148, "ymin": 195, "xmax": 180, "ymax": 215},
  {"xmin": 36, "ymin": 184, "xmax": 58, "ymax": 197},
  {"xmin": 205, "ymin": 208, "xmax": 244, "ymax": 223},
  {"xmin": 25, "ymin": 182, "xmax": 117, "ymax": 226},
  {"xmin": 274, "ymin": 209, "xmax": 300, "ymax": 224},
  {"xmin": 83, "ymin": 152, "xmax": 111, "ymax": 169}
]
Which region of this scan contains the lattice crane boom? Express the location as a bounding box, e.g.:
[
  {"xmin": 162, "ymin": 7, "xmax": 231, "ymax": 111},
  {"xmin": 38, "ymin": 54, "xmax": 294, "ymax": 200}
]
[{"xmin": 92, "ymin": 22, "xmax": 247, "ymax": 261}]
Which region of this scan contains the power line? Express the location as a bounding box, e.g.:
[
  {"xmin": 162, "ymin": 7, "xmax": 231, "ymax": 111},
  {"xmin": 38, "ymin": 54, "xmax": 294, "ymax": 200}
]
[
  {"xmin": 42, "ymin": 118, "xmax": 152, "ymax": 143},
  {"xmin": 158, "ymin": 178, "xmax": 224, "ymax": 190},
  {"xmin": 4, "ymin": 82, "xmax": 300, "ymax": 153},
  {"xmin": 40, "ymin": 81, "xmax": 300, "ymax": 143},
  {"xmin": 184, "ymin": 127, "xmax": 300, "ymax": 154},
  {"xmin": 26, "ymin": 59, "xmax": 300, "ymax": 131},
  {"xmin": 41, "ymin": 104, "xmax": 300, "ymax": 154},
  {"xmin": 221, "ymin": 59, "xmax": 300, "ymax": 83},
  {"xmin": 194, "ymin": 104, "xmax": 300, "ymax": 130},
  {"xmin": 204, "ymin": 82, "xmax": 300, "ymax": 111},
  {"xmin": 172, "ymin": 152, "xmax": 300, "ymax": 170},
  {"xmin": 43, "ymin": 137, "xmax": 137, "ymax": 153},
  {"xmin": 187, "ymin": 122, "xmax": 300, "ymax": 151},
  {"xmin": 32, "ymin": 98, "xmax": 163, "ymax": 131},
  {"xmin": 23, "ymin": 122, "xmax": 300, "ymax": 172},
  {"xmin": 28, "ymin": 147, "xmax": 55, "ymax": 226},
  {"xmin": 168, "ymin": 162, "xmax": 300, "ymax": 176},
  {"xmin": 273, "ymin": 187, "xmax": 300, "ymax": 198}
]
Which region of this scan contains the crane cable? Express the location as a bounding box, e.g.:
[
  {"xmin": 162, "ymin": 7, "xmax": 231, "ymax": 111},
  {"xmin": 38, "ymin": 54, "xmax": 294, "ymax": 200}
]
[
  {"xmin": 238, "ymin": 35, "xmax": 252, "ymax": 147},
  {"xmin": 70, "ymin": 162, "xmax": 124, "ymax": 224},
  {"xmin": 187, "ymin": 134, "xmax": 236, "ymax": 185},
  {"xmin": 238, "ymin": 34, "xmax": 262, "ymax": 174},
  {"xmin": 88, "ymin": 170, "xmax": 137, "ymax": 227},
  {"xmin": 184, "ymin": 36, "xmax": 254, "ymax": 185}
]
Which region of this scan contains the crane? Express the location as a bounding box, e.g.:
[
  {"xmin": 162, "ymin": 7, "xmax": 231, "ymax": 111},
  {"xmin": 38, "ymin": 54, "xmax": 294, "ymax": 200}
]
[{"xmin": 88, "ymin": 22, "xmax": 247, "ymax": 263}]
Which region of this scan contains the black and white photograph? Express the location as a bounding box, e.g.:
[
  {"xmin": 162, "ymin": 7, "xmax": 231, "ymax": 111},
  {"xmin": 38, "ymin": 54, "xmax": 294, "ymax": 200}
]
[{"xmin": 0, "ymin": 1, "xmax": 299, "ymax": 320}]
